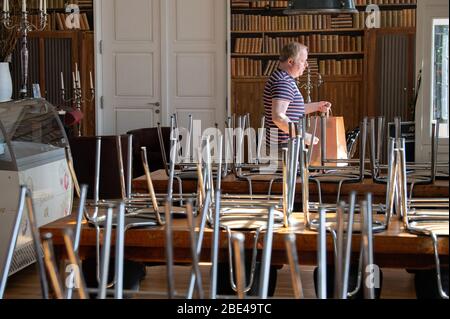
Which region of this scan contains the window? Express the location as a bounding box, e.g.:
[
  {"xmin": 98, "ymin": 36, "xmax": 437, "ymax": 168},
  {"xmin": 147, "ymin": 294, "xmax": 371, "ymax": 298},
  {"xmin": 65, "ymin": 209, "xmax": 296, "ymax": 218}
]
[{"xmin": 432, "ymin": 18, "xmax": 449, "ymax": 138}]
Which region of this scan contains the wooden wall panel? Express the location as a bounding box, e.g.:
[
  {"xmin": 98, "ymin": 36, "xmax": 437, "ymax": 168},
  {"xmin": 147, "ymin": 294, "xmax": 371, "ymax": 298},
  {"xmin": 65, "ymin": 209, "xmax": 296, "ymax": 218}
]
[
  {"xmin": 231, "ymin": 79, "xmax": 266, "ymax": 129},
  {"xmin": 319, "ymin": 79, "xmax": 363, "ymax": 131}
]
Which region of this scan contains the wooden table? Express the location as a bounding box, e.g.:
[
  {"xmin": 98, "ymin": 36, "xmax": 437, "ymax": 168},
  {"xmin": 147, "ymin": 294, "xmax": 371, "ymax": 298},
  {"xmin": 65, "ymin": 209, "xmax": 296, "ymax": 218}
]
[
  {"xmin": 132, "ymin": 170, "xmax": 449, "ymax": 203},
  {"xmin": 40, "ymin": 213, "xmax": 448, "ymax": 270}
]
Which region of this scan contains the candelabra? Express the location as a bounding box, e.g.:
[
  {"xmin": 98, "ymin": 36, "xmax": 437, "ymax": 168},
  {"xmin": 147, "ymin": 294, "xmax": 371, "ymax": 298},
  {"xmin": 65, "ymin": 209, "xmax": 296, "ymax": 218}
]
[
  {"xmin": 60, "ymin": 64, "xmax": 95, "ymax": 137},
  {"xmin": 1, "ymin": 0, "xmax": 48, "ymax": 98},
  {"xmin": 298, "ymin": 67, "xmax": 324, "ymax": 104}
]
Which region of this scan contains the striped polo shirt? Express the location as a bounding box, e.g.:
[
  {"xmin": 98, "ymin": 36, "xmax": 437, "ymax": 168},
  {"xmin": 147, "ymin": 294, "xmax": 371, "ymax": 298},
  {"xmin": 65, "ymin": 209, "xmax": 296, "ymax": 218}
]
[{"xmin": 264, "ymin": 68, "xmax": 305, "ymax": 145}]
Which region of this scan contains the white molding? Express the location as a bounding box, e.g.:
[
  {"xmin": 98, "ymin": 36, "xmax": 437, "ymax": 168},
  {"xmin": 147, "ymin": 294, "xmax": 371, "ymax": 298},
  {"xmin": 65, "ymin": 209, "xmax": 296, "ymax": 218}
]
[
  {"xmin": 160, "ymin": 0, "xmax": 169, "ymax": 126},
  {"xmin": 94, "ymin": 0, "xmax": 103, "ymax": 135},
  {"xmin": 226, "ymin": 0, "xmax": 231, "ymax": 119}
]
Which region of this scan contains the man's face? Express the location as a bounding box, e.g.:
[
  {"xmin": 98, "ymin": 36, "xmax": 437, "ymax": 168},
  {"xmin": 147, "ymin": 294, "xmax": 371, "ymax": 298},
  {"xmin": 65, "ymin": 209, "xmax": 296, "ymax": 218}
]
[{"xmin": 289, "ymin": 50, "xmax": 308, "ymax": 78}]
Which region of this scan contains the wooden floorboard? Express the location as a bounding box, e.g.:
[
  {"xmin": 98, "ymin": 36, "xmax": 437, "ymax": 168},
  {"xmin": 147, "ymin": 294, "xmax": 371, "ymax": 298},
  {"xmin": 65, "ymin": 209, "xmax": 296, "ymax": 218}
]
[{"xmin": 4, "ymin": 264, "xmax": 416, "ymax": 299}]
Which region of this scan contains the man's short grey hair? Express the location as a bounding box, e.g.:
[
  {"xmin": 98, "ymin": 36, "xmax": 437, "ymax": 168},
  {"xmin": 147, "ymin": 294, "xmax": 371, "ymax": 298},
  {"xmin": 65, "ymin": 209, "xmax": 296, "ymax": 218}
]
[{"xmin": 279, "ymin": 42, "xmax": 308, "ymax": 62}]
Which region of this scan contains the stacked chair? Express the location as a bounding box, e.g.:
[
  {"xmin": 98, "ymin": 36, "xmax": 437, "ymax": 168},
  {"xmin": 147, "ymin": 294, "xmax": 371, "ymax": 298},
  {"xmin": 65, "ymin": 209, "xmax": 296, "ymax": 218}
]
[
  {"xmin": 3, "ymin": 112, "xmax": 446, "ymax": 300},
  {"xmin": 392, "ymin": 138, "xmax": 449, "ymax": 299}
]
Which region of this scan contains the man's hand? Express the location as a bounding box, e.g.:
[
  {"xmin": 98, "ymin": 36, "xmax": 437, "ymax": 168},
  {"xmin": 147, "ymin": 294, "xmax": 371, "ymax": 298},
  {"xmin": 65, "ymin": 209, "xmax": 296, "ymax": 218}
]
[
  {"xmin": 305, "ymin": 132, "xmax": 319, "ymax": 146},
  {"xmin": 317, "ymin": 101, "xmax": 332, "ymax": 113}
]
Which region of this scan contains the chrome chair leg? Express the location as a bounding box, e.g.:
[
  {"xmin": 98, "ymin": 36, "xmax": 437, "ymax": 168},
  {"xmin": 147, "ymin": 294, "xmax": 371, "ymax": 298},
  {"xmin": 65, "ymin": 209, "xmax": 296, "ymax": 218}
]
[
  {"xmin": 0, "ymin": 186, "xmax": 27, "ymax": 299},
  {"xmin": 66, "ymin": 184, "xmax": 88, "ymax": 299},
  {"xmin": 210, "ymin": 189, "xmax": 221, "ymax": 299},
  {"xmin": 187, "ymin": 190, "xmax": 211, "ymax": 299},
  {"xmin": 164, "ymin": 199, "xmax": 175, "ymax": 299},
  {"xmin": 258, "ymin": 206, "xmax": 276, "ymax": 299},
  {"xmin": 98, "ymin": 207, "xmax": 113, "ymax": 299},
  {"xmin": 284, "ymin": 233, "xmax": 304, "ymax": 299},
  {"xmin": 431, "ymin": 232, "xmax": 449, "ymax": 299},
  {"xmin": 186, "ymin": 200, "xmax": 204, "ymax": 299},
  {"xmin": 114, "ymin": 203, "xmax": 126, "ymax": 299},
  {"xmin": 231, "ymin": 232, "xmax": 246, "ymax": 299},
  {"xmin": 361, "ymin": 197, "xmax": 375, "ymax": 299},
  {"xmin": 341, "ymin": 192, "xmax": 356, "ymax": 299},
  {"xmin": 317, "ymin": 206, "xmax": 327, "ymax": 299}
]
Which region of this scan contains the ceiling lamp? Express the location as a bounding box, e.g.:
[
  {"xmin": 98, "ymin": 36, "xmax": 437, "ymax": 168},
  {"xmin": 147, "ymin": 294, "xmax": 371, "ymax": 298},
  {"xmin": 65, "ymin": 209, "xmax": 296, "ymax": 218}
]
[{"xmin": 283, "ymin": 0, "xmax": 358, "ymax": 15}]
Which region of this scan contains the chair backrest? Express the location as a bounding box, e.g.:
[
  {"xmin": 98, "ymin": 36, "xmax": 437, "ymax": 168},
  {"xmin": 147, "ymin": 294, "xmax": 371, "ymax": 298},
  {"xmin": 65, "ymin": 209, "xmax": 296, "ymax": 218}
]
[
  {"xmin": 69, "ymin": 135, "xmax": 129, "ymax": 200},
  {"xmin": 127, "ymin": 127, "xmax": 171, "ymax": 178}
]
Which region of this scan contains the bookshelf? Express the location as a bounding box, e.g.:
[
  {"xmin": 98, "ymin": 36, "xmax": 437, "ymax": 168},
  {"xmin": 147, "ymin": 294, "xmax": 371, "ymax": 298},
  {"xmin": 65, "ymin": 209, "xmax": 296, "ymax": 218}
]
[
  {"xmin": 230, "ymin": 0, "xmax": 417, "ymax": 131},
  {"xmin": 23, "ymin": 0, "xmax": 94, "ymax": 31}
]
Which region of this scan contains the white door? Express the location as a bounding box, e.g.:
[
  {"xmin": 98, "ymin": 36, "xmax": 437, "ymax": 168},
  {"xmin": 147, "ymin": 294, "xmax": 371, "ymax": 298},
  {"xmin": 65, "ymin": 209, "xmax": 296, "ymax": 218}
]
[
  {"xmin": 99, "ymin": 0, "xmax": 161, "ymax": 135},
  {"xmin": 163, "ymin": 0, "xmax": 227, "ymax": 131}
]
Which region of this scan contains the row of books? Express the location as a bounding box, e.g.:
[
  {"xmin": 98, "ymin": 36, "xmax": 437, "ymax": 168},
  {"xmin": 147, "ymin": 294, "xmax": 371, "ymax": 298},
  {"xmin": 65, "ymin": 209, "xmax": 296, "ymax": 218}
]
[
  {"xmin": 354, "ymin": 0, "xmax": 416, "ymax": 5},
  {"xmin": 231, "ymin": 58, "xmax": 263, "ymax": 77},
  {"xmin": 319, "ymin": 59, "xmax": 364, "ymax": 76},
  {"xmin": 264, "ymin": 35, "xmax": 364, "ymax": 54},
  {"xmin": 230, "ymin": 0, "xmax": 416, "ymax": 9},
  {"xmin": 231, "ymin": 57, "xmax": 362, "ymax": 77},
  {"xmin": 52, "ymin": 12, "xmax": 91, "ymax": 31},
  {"xmin": 232, "ymin": 9, "xmax": 415, "ymax": 32},
  {"xmin": 231, "ymin": 1, "xmax": 288, "ymax": 8},
  {"xmin": 261, "ymin": 58, "xmax": 319, "ymax": 77},
  {"xmin": 353, "ymin": 9, "xmax": 416, "ymax": 29},
  {"xmin": 234, "ymin": 35, "xmax": 364, "ymax": 54},
  {"xmin": 231, "ymin": 14, "xmax": 356, "ymax": 31},
  {"xmin": 234, "ymin": 38, "xmax": 264, "ymax": 54},
  {"xmin": 24, "ymin": 0, "xmax": 93, "ymax": 10}
]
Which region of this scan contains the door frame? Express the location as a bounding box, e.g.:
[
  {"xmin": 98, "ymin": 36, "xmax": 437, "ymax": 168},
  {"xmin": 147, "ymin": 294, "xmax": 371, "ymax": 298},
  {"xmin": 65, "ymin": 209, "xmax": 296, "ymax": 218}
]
[
  {"xmin": 95, "ymin": 0, "xmax": 228, "ymax": 132},
  {"xmin": 415, "ymin": 0, "xmax": 449, "ymax": 162},
  {"xmin": 94, "ymin": 0, "xmax": 103, "ymax": 134}
]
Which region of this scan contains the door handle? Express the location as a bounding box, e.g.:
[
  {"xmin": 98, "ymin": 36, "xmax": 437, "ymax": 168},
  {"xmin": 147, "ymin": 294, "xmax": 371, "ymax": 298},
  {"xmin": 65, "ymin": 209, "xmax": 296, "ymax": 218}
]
[{"xmin": 148, "ymin": 102, "xmax": 160, "ymax": 107}]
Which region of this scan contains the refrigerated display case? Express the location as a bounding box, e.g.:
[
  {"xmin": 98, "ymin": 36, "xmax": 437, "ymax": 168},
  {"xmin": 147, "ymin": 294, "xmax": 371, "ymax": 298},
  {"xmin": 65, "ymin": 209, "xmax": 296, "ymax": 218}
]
[{"xmin": 0, "ymin": 98, "xmax": 73, "ymax": 276}]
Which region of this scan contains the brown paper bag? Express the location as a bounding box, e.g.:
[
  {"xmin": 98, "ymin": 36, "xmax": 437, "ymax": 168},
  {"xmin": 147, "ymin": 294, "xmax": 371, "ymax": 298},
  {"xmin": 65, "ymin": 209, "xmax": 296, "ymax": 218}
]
[{"xmin": 307, "ymin": 114, "xmax": 348, "ymax": 167}]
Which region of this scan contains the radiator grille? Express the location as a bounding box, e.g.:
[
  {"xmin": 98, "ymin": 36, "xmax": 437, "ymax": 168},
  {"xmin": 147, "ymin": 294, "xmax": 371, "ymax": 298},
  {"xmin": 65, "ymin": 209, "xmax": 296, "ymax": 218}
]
[
  {"xmin": 8, "ymin": 241, "xmax": 37, "ymax": 276},
  {"xmin": 44, "ymin": 37, "xmax": 73, "ymax": 108},
  {"xmin": 377, "ymin": 33, "xmax": 410, "ymax": 123}
]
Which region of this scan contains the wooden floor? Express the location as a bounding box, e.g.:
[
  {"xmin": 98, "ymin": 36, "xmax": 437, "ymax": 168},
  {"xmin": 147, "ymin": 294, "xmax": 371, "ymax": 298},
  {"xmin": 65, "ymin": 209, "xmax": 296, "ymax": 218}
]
[{"xmin": 4, "ymin": 264, "xmax": 416, "ymax": 299}]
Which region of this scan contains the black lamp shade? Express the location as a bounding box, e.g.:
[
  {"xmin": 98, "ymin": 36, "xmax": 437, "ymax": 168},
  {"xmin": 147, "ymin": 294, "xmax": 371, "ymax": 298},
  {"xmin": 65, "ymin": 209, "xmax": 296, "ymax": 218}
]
[{"xmin": 283, "ymin": 0, "xmax": 358, "ymax": 15}]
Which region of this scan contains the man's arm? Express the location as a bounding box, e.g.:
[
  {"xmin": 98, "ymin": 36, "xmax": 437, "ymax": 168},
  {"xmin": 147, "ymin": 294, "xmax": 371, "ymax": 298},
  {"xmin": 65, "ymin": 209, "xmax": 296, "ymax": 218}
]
[
  {"xmin": 271, "ymin": 99, "xmax": 291, "ymax": 134},
  {"xmin": 304, "ymin": 101, "xmax": 332, "ymax": 115}
]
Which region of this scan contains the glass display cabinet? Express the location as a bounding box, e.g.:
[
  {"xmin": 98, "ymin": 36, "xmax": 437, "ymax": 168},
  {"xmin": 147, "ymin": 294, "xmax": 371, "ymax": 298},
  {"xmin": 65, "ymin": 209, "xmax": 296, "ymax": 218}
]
[{"xmin": 0, "ymin": 98, "xmax": 73, "ymax": 276}]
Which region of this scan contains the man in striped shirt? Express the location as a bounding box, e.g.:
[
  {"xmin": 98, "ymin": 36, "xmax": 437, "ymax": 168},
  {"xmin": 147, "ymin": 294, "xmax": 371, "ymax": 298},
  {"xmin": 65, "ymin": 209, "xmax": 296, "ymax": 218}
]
[{"xmin": 264, "ymin": 42, "xmax": 332, "ymax": 147}]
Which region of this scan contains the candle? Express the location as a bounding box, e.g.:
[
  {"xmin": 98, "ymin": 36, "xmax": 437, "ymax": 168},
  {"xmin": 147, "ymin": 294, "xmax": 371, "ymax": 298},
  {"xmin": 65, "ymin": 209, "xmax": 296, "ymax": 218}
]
[
  {"xmin": 39, "ymin": 0, "xmax": 42, "ymax": 11},
  {"xmin": 44, "ymin": 0, "xmax": 46, "ymax": 13},
  {"xmin": 76, "ymin": 70, "xmax": 81, "ymax": 89},
  {"xmin": 3, "ymin": 0, "xmax": 6, "ymax": 12},
  {"xmin": 5, "ymin": 0, "xmax": 9, "ymax": 13},
  {"xmin": 60, "ymin": 72, "xmax": 65, "ymax": 90},
  {"xmin": 22, "ymin": 0, "xmax": 26, "ymax": 12},
  {"xmin": 89, "ymin": 71, "xmax": 93, "ymax": 89},
  {"xmin": 72, "ymin": 72, "xmax": 76, "ymax": 89}
]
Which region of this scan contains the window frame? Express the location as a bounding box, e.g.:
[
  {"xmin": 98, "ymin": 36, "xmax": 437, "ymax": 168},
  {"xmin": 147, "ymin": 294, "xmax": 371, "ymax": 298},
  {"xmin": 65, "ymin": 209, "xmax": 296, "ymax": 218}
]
[{"xmin": 415, "ymin": 0, "xmax": 449, "ymax": 163}]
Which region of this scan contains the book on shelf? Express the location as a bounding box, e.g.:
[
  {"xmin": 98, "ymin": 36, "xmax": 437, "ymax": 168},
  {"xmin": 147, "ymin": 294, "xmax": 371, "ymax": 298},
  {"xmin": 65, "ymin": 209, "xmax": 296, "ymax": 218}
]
[
  {"xmin": 231, "ymin": 1, "xmax": 288, "ymax": 9},
  {"xmin": 319, "ymin": 58, "xmax": 363, "ymax": 76},
  {"xmin": 354, "ymin": 0, "xmax": 416, "ymax": 5},
  {"xmin": 53, "ymin": 12, "xmax": 90, "ymax": 31}
]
